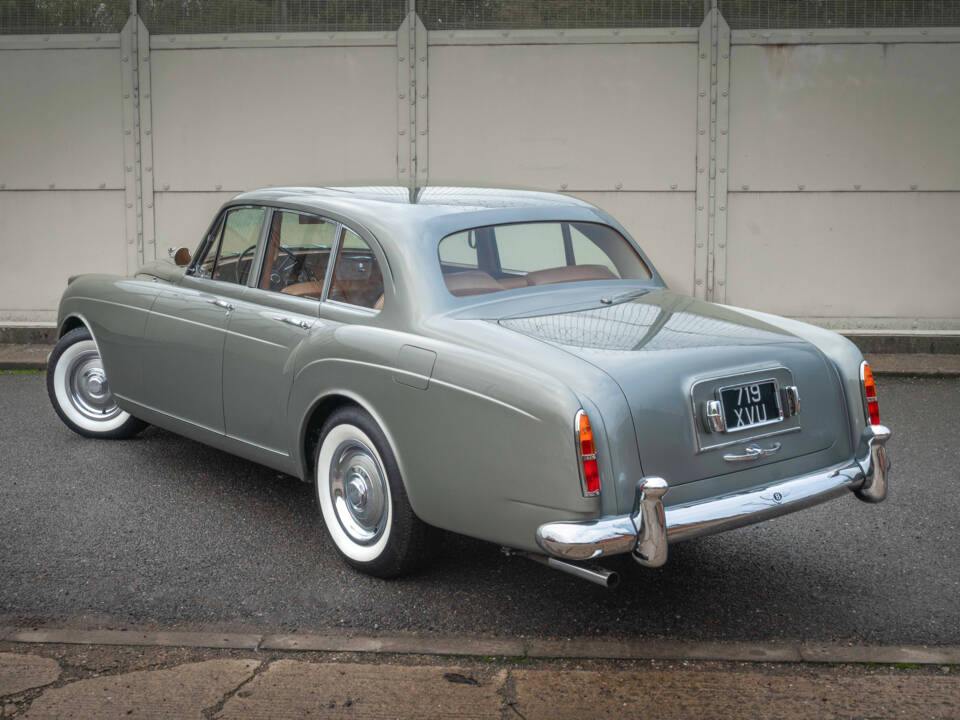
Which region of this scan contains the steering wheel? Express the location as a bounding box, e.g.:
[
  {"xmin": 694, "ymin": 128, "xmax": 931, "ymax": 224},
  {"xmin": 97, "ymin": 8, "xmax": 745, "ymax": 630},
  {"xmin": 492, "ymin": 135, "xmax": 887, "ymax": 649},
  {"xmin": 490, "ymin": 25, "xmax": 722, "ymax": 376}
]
[{"xmin": 235, "ymin": 243, "xmax": 258, "ymax": 284}]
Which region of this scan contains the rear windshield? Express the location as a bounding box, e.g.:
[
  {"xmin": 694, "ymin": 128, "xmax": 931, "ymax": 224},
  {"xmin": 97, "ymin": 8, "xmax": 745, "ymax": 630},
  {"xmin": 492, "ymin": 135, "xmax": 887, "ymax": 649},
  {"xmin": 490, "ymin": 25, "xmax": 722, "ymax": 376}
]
[{"xmin": 438, "ymin": 221, "xmax": 651, "ymax": 297}]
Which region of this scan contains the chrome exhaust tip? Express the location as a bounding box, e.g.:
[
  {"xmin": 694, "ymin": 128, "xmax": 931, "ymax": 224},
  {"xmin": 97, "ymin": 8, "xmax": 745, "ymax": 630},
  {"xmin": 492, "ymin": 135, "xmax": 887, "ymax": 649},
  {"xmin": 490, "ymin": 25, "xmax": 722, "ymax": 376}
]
[{"xmin": 503, "ymin": 548, "xmax": 620, "ymax": 588}]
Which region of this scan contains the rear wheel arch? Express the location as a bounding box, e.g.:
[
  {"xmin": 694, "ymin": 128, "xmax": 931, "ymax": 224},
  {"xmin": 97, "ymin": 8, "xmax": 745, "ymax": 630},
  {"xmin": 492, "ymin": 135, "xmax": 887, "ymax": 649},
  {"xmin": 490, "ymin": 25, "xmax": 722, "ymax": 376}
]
[
  {"xmin": 59, "ymin": 315, "xmax": 87, "ymax": 338},
  {"xmin": 298, "ymin": 391, "xmax": 412, "ymax": 494}
]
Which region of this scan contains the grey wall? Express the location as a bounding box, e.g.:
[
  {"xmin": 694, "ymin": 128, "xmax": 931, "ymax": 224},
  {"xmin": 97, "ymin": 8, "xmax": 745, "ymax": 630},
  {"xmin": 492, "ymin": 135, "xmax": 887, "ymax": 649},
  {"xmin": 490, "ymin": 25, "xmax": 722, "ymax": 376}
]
[{"xmin": 0, "ymin": 9, "xmax": 957, "ymax": 333}]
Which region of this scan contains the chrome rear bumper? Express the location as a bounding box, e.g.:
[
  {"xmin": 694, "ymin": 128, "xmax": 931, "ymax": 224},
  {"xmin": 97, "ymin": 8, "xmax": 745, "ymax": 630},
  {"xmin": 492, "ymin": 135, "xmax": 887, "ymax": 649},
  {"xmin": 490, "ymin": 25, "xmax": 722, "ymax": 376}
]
[{"xmin": 536, "ymin": 425, "xmax": 890, "ymax": 567}]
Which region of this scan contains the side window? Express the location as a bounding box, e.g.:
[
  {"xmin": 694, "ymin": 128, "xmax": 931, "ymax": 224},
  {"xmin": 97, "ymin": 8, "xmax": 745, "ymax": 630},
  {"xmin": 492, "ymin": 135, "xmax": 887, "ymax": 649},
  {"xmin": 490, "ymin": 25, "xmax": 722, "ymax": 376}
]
[
  {"xmin": 329, "ymin": 228, "xmax": 384, "ymax": 310},
  {"xmin": 195, "ymin": 207, "xmax": 265, "ymax": 284},
  {"xmin": 495, "ymin": 223, "xmax": 566, "ymax": 272},
  {"xmin": 259, "ymin": 210, "xmax": 337, "ymax": 298}
]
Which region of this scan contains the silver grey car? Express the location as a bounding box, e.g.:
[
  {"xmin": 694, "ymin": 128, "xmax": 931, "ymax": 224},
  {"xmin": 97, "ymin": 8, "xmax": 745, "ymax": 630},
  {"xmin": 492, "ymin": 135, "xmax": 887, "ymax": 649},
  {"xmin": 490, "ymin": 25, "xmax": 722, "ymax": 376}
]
[{"xmin": 47, "ymin": 187, "xmax": 890, "ymax": 587}]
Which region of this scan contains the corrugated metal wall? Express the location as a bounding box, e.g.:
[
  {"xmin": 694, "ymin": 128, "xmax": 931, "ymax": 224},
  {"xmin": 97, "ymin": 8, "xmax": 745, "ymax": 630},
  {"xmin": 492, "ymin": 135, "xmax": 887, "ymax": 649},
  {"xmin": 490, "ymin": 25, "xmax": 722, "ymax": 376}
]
[{"xmin": 0, "ymin": 1, "xmax": 957, "ymax": 332}]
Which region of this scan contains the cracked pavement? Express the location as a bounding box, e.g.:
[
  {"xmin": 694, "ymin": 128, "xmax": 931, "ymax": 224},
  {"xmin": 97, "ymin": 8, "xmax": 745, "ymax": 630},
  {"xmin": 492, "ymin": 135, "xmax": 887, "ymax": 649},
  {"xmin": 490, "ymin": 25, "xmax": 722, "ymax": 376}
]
[{"xmin": 1, "ymin": 645, "xmax": 958, "ymax": 719}]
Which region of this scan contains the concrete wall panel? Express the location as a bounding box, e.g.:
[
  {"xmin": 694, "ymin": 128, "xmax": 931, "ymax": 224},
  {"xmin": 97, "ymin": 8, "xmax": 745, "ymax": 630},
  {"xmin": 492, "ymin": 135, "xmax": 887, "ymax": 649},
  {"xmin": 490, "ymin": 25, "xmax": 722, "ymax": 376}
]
[
  {"xmin": 153, "ymin": 191, "xmax": 237, "ymax": 255},
  {"xmin": 0, "ymin": 191, "xmax": 126, "ymax": 322},
  {"xmin": 150, "ymin": 46, "xmax": 397, "ymax": 190},
  {"xmin": 729, "ymin": 43, "xmax": 960, "ymax": 191},
  {"xmin": 0, "ymin": 49, "xmax": 123, "ymax": 190},
  {"xmin": 428, "ymin": 43, "xmax": 698, "ymax": 191},
  {"xmin": 725, "ymin": 192, "xmax": 960, "ymax": 319}
]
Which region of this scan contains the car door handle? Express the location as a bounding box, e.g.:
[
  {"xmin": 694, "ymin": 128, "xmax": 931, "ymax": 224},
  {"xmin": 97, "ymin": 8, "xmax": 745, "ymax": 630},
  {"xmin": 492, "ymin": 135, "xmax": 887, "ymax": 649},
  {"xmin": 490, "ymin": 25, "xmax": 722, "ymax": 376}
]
[
  {"xmin": 278, "ymin": 316, "xmax": 313, "ymax": 330},
  {"xmin": 210, "ymin": 299, "xmax": 235, "ymax": 311},
  {"xmin": 724, "ymin": 442, "xmax": 782, "ymax": 463}
]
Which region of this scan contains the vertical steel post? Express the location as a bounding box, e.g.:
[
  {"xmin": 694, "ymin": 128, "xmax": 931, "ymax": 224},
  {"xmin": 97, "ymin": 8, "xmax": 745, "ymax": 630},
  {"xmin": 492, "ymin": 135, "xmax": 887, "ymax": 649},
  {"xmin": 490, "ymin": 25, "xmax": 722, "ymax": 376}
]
[
  {"xmin": 397, "ymin": 0, "xmax": 427, "ymax": 202},
  {"xmin": 694, "ymin": 2, "xmax": 731, "ymax": 302},
  {"xmin": 137, "ymin": 14, "xmax": 157, "ymax": 260},
  {"xmin": 119, "ymin": 11, "xmax": 140, "ymax": 272}
]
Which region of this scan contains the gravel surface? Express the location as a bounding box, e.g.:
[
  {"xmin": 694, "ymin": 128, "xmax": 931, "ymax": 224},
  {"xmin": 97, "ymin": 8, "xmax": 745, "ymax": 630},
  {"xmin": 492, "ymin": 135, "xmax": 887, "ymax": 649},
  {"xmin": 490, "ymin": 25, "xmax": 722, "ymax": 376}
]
[{"xmin": 1, "ymin": 372, "xmax": 957, "ymax": 644}]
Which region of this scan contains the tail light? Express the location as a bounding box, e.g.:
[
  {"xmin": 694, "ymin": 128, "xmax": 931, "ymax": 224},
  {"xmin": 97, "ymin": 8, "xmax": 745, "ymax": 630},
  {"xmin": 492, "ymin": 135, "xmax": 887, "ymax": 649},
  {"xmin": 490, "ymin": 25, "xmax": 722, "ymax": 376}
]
[
  {"xmin": 860, "ymin": 361, "xmax": 880, "ymax": 425},
  {"xmin": 575, "ymin": 410, "xmax": 600, "ymax": 496}
]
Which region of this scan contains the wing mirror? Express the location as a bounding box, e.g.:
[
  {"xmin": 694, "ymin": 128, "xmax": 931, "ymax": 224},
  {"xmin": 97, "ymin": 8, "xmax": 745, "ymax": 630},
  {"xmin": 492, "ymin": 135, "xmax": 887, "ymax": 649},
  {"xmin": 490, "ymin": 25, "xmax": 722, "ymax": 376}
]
[{"xmin": 169, "ymin": 247, "xmax": 192, "ymax": 267}]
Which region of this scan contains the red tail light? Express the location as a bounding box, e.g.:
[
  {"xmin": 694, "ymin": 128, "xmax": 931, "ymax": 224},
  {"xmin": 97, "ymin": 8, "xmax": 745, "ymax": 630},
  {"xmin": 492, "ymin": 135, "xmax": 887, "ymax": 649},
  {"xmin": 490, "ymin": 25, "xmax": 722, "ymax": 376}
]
[
  {"xmin": 576, "ymin": 410, "xmax": 600, "ymax": 496},
  {"xmin": 861, "ymin": 361, "xmax": 880, "ymax": 425}
]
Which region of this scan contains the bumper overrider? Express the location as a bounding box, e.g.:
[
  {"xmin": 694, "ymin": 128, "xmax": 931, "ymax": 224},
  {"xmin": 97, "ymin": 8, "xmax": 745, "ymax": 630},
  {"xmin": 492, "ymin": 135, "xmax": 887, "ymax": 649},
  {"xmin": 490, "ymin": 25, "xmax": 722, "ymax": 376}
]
[{"xmin": 536, "ymin": 425, "xmax": 891, "ymax": 567}]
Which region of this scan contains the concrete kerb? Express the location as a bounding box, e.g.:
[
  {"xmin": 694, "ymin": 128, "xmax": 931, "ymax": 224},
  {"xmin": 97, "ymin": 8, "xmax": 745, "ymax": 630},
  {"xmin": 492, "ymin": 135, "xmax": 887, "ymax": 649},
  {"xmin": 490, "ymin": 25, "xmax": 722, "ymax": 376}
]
[{"xmin": 3, "ymin": 628, "xmax": 959, "ymax": 666}]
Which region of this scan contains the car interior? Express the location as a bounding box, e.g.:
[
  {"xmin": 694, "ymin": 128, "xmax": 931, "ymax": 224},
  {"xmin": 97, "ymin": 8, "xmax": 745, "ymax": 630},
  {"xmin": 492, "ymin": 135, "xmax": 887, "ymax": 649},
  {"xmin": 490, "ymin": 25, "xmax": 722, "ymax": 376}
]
[{"xmin": 438, "ymin": 221, "xmax": 650, "ymax": 297}]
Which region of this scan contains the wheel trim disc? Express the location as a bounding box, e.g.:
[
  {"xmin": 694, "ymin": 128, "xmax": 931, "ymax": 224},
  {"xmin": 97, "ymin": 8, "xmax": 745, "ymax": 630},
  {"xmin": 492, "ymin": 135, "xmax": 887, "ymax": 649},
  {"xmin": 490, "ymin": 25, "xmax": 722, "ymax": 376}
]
[
  {"xmin": 66, "ymin": 349, "xmax": 122, "ymax": 422},
  {"xmin": 329, "ymin": 440, "xmax": 388, "ymax": 545}
]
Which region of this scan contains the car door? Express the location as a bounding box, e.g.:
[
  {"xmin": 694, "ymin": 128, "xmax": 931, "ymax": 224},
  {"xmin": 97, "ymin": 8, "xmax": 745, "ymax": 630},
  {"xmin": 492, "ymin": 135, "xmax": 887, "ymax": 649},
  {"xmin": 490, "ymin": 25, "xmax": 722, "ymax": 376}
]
[
  {"xmin": 221, "ymin": 208, "xmax": 340, "ymax": 456},
  {"xmin": 140, "ymin": 205, "xmax": 267, "ymax": 432}
]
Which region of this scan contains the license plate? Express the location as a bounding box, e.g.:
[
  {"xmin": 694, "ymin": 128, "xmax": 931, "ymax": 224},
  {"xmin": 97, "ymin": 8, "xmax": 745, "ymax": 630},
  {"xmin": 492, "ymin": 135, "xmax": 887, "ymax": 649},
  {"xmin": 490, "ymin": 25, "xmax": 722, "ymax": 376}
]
[{"xmin": 719, "ymin": 380, "xmax": 782, "ymax": 432}]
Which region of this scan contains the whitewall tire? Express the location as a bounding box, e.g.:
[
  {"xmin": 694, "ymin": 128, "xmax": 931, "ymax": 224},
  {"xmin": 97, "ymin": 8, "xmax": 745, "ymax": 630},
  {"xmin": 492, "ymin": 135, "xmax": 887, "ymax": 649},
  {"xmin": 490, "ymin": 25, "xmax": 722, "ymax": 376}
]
[
  {"xmin": 47, "ymin": 327, "xmax": 147, "ymax": 439},
  {"xmin": 314, "ymin": 406, "xmax": 438, "ymax": 578}
]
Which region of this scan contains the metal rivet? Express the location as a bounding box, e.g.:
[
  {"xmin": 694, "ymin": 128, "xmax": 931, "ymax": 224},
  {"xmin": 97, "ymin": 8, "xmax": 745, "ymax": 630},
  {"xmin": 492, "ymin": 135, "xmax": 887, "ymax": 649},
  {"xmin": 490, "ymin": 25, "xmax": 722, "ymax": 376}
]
[
  {"xmin": 127, "ymin": 202, "xmax": 133, "ymax": 208},
  {"xmin": 697, "ymin": 242, "xmax": 704, "ymax": 247},
  {"xmin": 741, "ymin": 185, "xmax": 749, "ymax": 191},
  {"xmin": 696, "ymin": 279, "xmax": 704, "ymax": 285},
  {"xmin": 700, "ymin": 53, "xmax": 706, "ymax": 59},
  {"xmin": 719, "ymin": 168, "xmax": 726, "ymax": 173},
  {"xmin": 718, "ymin": 280, "xmax": 725, "ymax": 286},
  {"xmin": 125, "ymin": 165, "xmax": 132, "ymax": 172},
  {"xmin": 399, "ymin": 56, "xmax": 405, "ymax": 61},
  {"xmin": 798, "ymin": 184, "xmax": 805, "ymax": 190},
  {"xmin": 147, "ymin": 203, "xmax": 153, "ymax": 208},
  {"xmin": 854, "ymin": 184, "xmax": 861, "ymax": 190},
  {"xmin": 910, "ymin": 184, "xmax": 918, "ymax": 190},
  {"xmin": 145, "ymin": 129, "xmax": 151, "ymax": 135},
  {"xmin": 719, "ymin": 205, "xmax": 725, "ymax": 210},
  {"xmin": 670, "ymin": 184, "xmax": 678, "ymax": 190},
  {"xmin": 722, "ymin": 53, "xmax": 728, "ymax": 58},
  {"xmin": 721, "ymin": 90, "xmax": 727, "ymax": 97},
  {"xmin": 399, "ymin": 93, "xmax": 405, "ymax": 99},
  {"xmin": 615, "ymin": 182, "xmax": 623, "ymax": 190},
  {"xmin": 122, "ymin": 56, "xmax": 129, "ymax": 62},
  {"xmin": 99, "ymin": 183, "xmax": 106, "ymax": 189},
  {"xmin": 698, "ymin": 205, "xmax": 704, "ymax": 211},
  {"xmin": 163, "ymin": 184, "xmax": 169, "ymax": 190},
  {"xmin": 399, "ymin": 168, "xmax": 406, "ymax": 173},
  {"xmin": 215, "ymin": 184, "xmax": 222, "ymax": 190},
  {"xmin": 48, "ymin": 183, "xmax": 55, "ymax": 189},
  {"xmin": 399, "ymin": 130, "xmax": 406, "ymax": 135},
  {"xmin": 560, "ymin": 183, "xmax": 568, "ymax": 190},
  {"xmin": 145, "ymin": 166, "xmax": 151, "ymax": 172},
  {"xmin": 719, "ymin": 242, "xmax": 726, "ymax": 248},
  {"xmin": 699, "ymin": 129, "xmax": 705, "ymax": 135}
]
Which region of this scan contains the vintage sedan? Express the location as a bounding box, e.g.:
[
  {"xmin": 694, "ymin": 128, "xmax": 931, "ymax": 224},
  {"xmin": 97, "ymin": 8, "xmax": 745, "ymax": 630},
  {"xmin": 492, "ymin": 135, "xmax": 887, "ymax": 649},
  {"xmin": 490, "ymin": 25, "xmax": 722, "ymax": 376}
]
[{"xmin": 48, "ymin": 186, "xmax": 889, "ymax": 586}]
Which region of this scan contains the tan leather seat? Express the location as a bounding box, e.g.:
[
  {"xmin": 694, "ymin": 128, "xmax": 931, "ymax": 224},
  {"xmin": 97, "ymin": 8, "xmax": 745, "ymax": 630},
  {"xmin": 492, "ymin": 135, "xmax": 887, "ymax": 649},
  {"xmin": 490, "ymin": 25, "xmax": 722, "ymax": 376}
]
[
  {"xmin": 525, "ymin": 264, "xmax": 617, "ymax": 286},
  {"xmin": 374, "ymin": 295, "xmax": 384, "ymax": 310},
  {"xmin": 281, "ymin": 281, "xmax": 324, "ymax": 299},
  {"xmin": 444, "ymin": 270, "xmax": 503, "ymax": 297},
  {"xmin": 498, "ymin": 276, "xmax": 529, "ymax": 290}
]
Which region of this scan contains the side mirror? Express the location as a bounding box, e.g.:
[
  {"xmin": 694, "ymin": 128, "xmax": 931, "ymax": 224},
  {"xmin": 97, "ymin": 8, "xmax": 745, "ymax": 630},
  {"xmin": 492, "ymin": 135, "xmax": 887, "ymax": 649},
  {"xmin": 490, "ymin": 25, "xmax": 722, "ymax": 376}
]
[{"xmin": 170, "ymin": 247, "xmax": 191, "ymax": 267}]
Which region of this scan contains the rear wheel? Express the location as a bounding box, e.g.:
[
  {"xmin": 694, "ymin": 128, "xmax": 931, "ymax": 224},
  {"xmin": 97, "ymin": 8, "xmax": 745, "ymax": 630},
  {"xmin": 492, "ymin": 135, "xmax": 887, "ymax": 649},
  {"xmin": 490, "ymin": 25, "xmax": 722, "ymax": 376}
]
[
  {"xmin": 315, "ymin": 406, "xmax": 437, "ymax": 578},
  {"xmin": 47, "ymin": 326, "xmax": 147, "ymax": 439}
]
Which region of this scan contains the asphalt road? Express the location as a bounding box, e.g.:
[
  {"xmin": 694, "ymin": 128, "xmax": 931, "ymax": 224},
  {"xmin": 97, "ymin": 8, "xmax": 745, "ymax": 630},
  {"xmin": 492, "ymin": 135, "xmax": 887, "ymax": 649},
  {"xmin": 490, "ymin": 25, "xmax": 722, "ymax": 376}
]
[{"xmin": 1, "ymin": 372, "xmax": 957, "ymax": 645}]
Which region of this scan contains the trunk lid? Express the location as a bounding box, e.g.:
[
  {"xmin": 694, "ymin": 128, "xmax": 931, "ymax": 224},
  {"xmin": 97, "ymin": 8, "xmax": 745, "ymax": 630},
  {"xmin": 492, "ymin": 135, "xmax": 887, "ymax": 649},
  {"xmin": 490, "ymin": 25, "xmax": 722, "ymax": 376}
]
[{"xmin": 497, "ymin": 289, "xmax": 850, "ymax": 486}]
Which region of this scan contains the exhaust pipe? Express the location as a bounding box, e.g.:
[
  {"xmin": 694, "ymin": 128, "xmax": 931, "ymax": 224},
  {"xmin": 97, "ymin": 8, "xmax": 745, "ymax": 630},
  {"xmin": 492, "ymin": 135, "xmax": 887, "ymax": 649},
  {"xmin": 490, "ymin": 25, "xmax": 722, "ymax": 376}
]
[{"xmin": 503, "ymin": 548, "xmax": 620, "ymax": 588}]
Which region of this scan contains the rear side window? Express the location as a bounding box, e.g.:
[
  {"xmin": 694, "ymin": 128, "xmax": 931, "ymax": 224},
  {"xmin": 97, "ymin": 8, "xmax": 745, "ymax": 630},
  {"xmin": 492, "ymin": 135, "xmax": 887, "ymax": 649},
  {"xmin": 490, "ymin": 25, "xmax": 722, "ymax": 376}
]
[
  {"xmin": 438, "ymin": 221, "xmax": 650, "ymax": 297},
  {"xmin": 329, "ymin": 228, "xmax": 384, "ymax": 310}
]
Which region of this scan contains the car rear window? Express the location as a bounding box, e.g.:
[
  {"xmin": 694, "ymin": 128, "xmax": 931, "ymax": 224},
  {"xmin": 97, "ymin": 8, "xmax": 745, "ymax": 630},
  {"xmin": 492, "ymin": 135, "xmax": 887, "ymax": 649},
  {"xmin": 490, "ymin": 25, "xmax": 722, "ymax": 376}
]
[{"xmin": 438, "ymin": 221, "xmax": 651, "ymax": 297}]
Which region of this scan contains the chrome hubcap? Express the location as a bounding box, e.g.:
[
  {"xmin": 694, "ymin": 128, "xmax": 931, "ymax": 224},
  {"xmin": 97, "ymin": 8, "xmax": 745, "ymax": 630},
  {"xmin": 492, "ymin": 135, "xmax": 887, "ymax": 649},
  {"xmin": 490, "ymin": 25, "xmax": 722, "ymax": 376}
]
[
  {"xmin": 66, "ymin": 348, "xmax": 121, "ymax": 422},
  {"xmin": 329, "ymin": 440, "xmax": 388, "ymax": 545}
]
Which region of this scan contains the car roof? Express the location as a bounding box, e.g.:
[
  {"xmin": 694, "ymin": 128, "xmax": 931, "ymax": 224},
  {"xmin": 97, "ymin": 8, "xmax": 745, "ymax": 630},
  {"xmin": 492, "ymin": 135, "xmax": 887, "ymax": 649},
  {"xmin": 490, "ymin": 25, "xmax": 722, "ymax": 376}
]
[{"xmin": 233, "ymin": 186, "xmax": 593, "ymax": 214}]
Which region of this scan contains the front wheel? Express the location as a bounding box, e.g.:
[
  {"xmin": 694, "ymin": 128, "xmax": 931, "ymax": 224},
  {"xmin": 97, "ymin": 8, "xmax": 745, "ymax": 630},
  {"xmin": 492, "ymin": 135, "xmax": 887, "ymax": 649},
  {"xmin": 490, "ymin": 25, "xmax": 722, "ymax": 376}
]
[
  {"xmin": 47, "ymin": 326, "xmax": 147, "ymax": 439},
  {"xmin": 315, "ymin": 406, "xmax": 437, "ymax": 578}
]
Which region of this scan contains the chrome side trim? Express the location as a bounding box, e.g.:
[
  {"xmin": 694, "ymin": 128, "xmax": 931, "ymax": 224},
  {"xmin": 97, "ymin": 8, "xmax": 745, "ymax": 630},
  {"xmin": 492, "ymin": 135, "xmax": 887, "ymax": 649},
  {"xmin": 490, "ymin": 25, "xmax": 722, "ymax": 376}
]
[{"xmin": 535, "ymin": 425, "xmax": 890, "ymax": 563}]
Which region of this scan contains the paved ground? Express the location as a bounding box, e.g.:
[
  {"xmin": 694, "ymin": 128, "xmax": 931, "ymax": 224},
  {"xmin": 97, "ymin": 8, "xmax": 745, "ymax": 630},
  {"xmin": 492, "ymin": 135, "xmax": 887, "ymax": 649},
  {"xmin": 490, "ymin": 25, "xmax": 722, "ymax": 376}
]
[
  {"xmin": 0, "ymin": 372, "xmax": 958, "ymax": 646},
  {"xmin": 1, "ymin": 643, "xmax": 958, "ymax": 719}
]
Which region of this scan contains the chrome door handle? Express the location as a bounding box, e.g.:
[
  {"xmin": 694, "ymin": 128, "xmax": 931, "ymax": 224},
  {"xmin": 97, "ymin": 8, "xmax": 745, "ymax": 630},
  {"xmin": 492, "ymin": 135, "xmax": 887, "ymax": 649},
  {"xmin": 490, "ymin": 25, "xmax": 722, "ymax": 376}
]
[
  {"xmin": 210, "ymin": 298, "xmax": 235, "ymax": 311},
  {"xmin": 279, "ymin": 316, "xmax": 313, "ymax": 330},
  {"xmin": 724, "ymin": 442, "xmax": 782, "ymax": 463}
]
